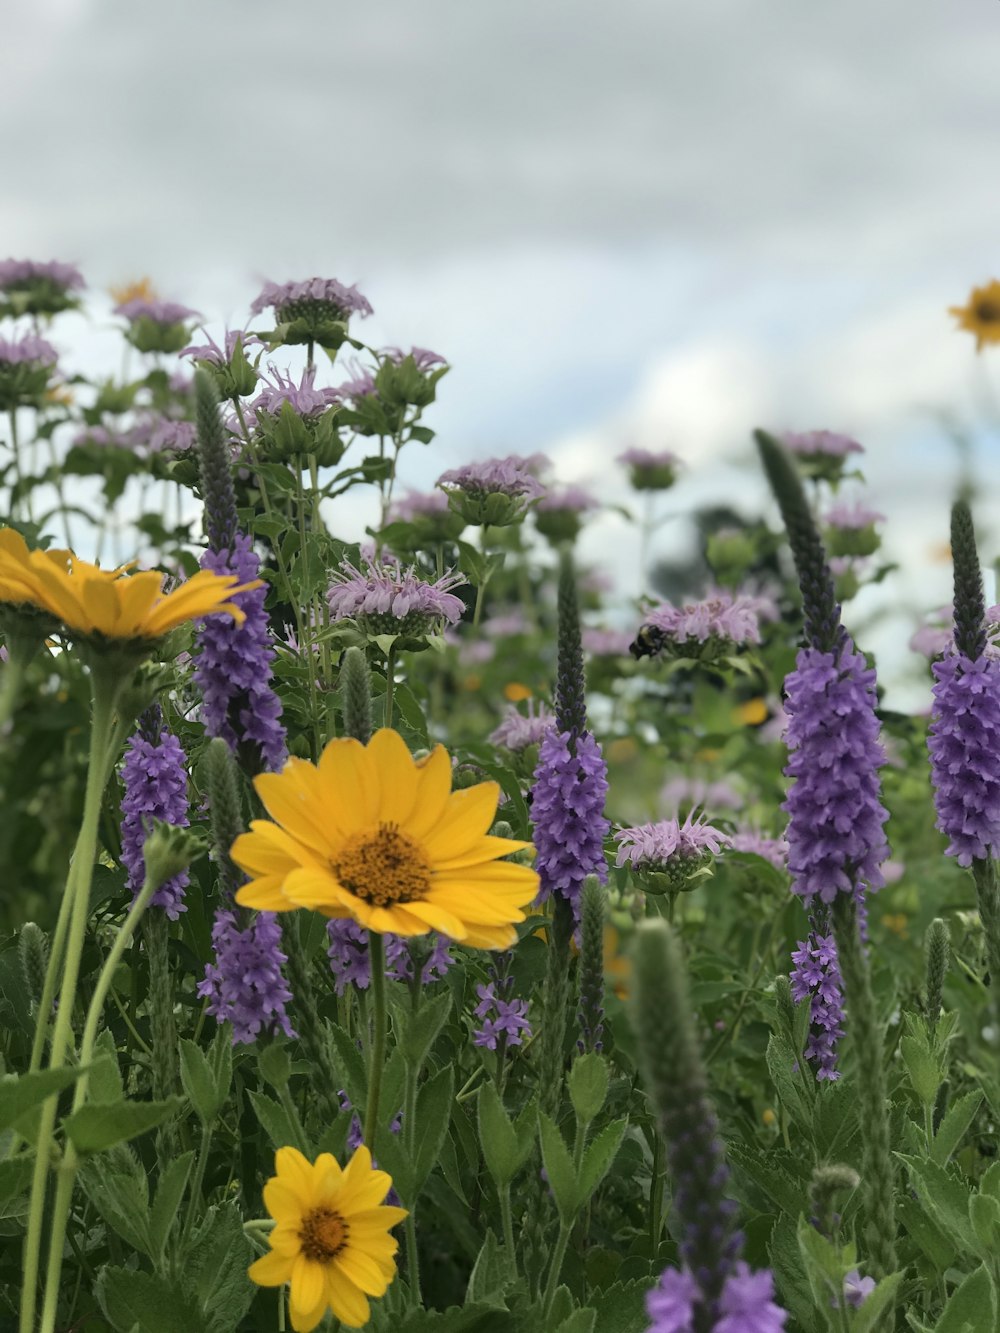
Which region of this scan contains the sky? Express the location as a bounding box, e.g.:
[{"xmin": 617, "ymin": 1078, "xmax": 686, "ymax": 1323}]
[{"xmin": 5, "ymin": 0, "xmax": 1000, "ymax": 706}]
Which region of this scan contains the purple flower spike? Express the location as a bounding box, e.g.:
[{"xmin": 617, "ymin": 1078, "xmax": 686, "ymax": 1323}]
[
  {"xmin": 783, "ymin": 639, "xmax": 889, "ymax": 904},
  {"xmin": 326, "ymin": 919, "xmax": 453, "ymax": 994},
  {"xmin": 194, "ymin": 534, "xmax": 287, "ymax": 774},
  {"xmin": 197, "ymin": 909, "xmax": 295, "ymax": 1045},
  {"xmin": 531, "ymin": 728, "xmax": 609, "ymax": 916},
  {"xmin": 646, "ymin": 1266, "xmax": 699, "ymax": 1333},
  {"xmin": 647, "ymin": 1264, "xmax": 787, "ymax": 1333},
  {"xmin": 120, "ymin": 719, "xmax": 190, "ymax": 920},
  {"xmin": 790, "ymin": 931, "xmax": 845, "ymax": 1080},
  {"xmin": 928, "ymin": 653, "xmax": 1000, "ymax": 865}
]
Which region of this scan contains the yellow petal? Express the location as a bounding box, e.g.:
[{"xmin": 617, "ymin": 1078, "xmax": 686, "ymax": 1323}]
[
  {"xmin": 81, "ymin": 576, "xmax": 123, "ymax": 635},
  {"xmin": 458, "ymin": 921, "xmax": 518, "ymax": 950},
  {"xmin": 366, "ymin": 729, "xmax": 420, "ymax": 825},
  {"xmin": 335, "ymin": 1246, "xmax": 390, "ymax": 1296},
  {"xmin": 263, "ymin": 1179, "xmax": 304, "ymax": 1223},
  {"xmin": 401, "ymin": 899, "xmax": 467, "ymax": 938},
  {"xmin": 434, "ymin": 835, "xmax": 533, "ymax": 871},
  {"xmin": 255, "ymin": 762, "xmax": 337, "ymax": 856},
  {"xmin": 290, "ymin": 1254, "xmax": 326, "ymax": 1314},
  {"xmin": 248, "ymin": 1248, "xmax": 294, "ymax": 1287},
  {"xmin": 111, "ymin": 570, "xmax": 164, "ymax": 634},
  {"xmin": 275, "ymin": 1146, "xmax": 315, "ymax": 1198},
  {"xmin": 326, "ymin": 1266, "xmax": 371, "ymax": 1328},
  {"xmin": 421, "ymin": 784, "xmax": 500, "ymax": 861},
  {"xmin": 234, "ymin": 878, "xmax": 296, "ymax": 912},
  {"xmin": 318, "ymin": 737, "xmax": 380, "ymax": 836},
  {"xmin": 281, "ymin": 867, "xmax": 357, "ymax": 914},
  {"xmin": 404, "ymin": 744, "xmax": 453, "ymax": 839},
  {"xmin": 428, "ymin": 885, "xmax": 531, "ymax": 927}
]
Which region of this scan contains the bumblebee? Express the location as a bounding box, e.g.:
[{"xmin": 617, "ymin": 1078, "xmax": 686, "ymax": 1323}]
[{"xmin": 629, "ymin": 623, "xmax": 666, "ymax": 660}]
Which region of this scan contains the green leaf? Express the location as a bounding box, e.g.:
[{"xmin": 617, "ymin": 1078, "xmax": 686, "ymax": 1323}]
[
  {"xmin": 402, "ymin": 990, "xmax": 453, "ymax": 1070},
  {"xmin": 898, "ymin": 1154, "xmax": 976, "ymax": 1252},
  {"xmin": 587, "ymin": 1281, "xmax": 653, "ymax": 1333},
  {"xmin": 466, "ymin": 1229, "xmax": 516, "ymax": 1305},
  {"xmin": 932, "ymin": 1092, "xmax": 984, "ymax": 1166},
  {"xmin": 90, "ymin": 1029, "xmax": 125, "ymax": 1103},
  {"xmin": 188, "ymin": 1201, "xmax": 256, "ymax": 1332},
  {"xmin": 933, "ymin": 1264, "xmax": 996, "ymax": 1333},
  {"xmin": 568, "ymin": 1054, "xmax": 609, "ymax": 1126},
  {"xmin": 180, "ymin": 1038, "xmax": 225, "ymax": 1124},
  {"xmin": 477, "ymin": 1081, "xmax": 521, "ymax": 1188},
  {"xmin": 329, "ymin": 1021, "xmax": 368, "ymax": 1113},
  {"xmin": 0, "ymin": 1157, "xmax": 33, "ymax": 1210},
  {"xmin": 851, "ymin": 1271, "xmax": 904, "ymax": 1333},
  {"xmin": 65, "ymin": 1097, "xmax": 182, "ymax": 1155},
  {"xmin": 95, "ymin": 1266, "xmax": 205, "ymax": 1333},
  {"xmin": 796, "ymin": 1213, "xmax": 846, "ymax": 1309},
  {"xmin": 538, "ymin": 1112, "xmax": 578, "ymax": 1224},
  {"xmin": 897, "ymin": 1194, "xmax": 955, "ymax": 1274},
  {"xmin": 901, "ymin": 1034, "xmax": 941, "ymax": 1106},
  {"xmin": 969, "ymin": 1192, "xmax": 1000, "ymax": 1253},
  {"xmin": 247, "ymin": 1090, "xmax": 301, "ymax": 1152},
  {"xmin": 0, "ymin": 1066, "xmax": 88, "ymax": 1134},
  {"xmin": 413, "ymin": 1065, "xmax": 455, "ymax": 1198},
  {"xmin": 553, "ymin": 1313, "xmax": 596, "ymax": 1333},
  {"xmin": 765, "ymin": 1033, "xmax": 812, "ymax": 1128},
  {"xmin": 578, "ymin": 1118, "xmax": 627, "ymax": 1204},
  {"xmin": 148, "ymin": 1151, "xmax": 194, "ymax": 1268},
  {"xmin": 79, "ymin": 1155, "xmax": 152, "ymax": 1256},
  {"xmin": 396, "ymin": 1304, "xmax": 515, "ymax": 1331},
  {"xmin": 728, "ymin": 1144, "xmax": 807, "ymax": 1218}
]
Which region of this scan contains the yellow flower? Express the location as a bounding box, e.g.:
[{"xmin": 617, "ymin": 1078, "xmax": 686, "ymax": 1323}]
[
  {"xmin": 733, "ymin": 697, "xmax": 769, "ymax": 726},
  {"xmin": 0, "ymin": 529, "xmax": 256, "ymax": 642},
  {"xmin": 607, "ymin": 737, "xmax": 638, "ymax": 763},
  {"xmin": 762, "ymin": 1107, "xmax": 778, "ymax": 1128},
  {"xmin": 949, "ymin": 280, "xmax": 1000, "ymax": 351},
  {"xmin": 233, "ymin": 728, "xmax": 539, "ymax": 948},
  {"xmin": 882, "ymin": 912, "xmax": 909, "ymax": 940},
  {"xmin": 109, "ymin": 276, "xmax": 158, "ymax": 306},
  {"xmin": 503, "ymin": 681, "xmax": 533, "ymax": 702},
  {"xmin": 249, "ymin": 1145, "xmax": 407, "ymax": 1332}
]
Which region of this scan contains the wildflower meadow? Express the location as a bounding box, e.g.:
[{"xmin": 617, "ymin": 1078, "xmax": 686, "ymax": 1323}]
[{"xmin": 2, "ymin": 261, "xmax": 1000, "ymax": 1333}]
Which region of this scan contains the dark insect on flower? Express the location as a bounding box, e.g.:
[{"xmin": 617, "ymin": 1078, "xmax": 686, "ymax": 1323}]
[{"xmin": 629, "ymin": 622, "xmax": 666, "ymax": 659}]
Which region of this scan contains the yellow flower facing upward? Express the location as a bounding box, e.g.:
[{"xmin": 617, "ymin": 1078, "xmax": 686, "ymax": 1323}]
[
  {"xmin": 249, "ymin": 1145, "xmax": 407, "ymax": 1332},
  {"xmin": 949, "ymin": 280, "xmax": 1000, "ymax": 351},
  {"xmin": 503, "ymin": 681, "xmax": 533, "ymax": 702},
  {"xmin": 233, "ymin": 728, "xmax": 539, "ymax": 948},
  {"xmin": 0, "ymin": 528, "xmax": 257, "ymax": 642}
]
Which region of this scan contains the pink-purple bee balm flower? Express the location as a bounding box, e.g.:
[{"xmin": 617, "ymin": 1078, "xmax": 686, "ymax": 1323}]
[
  {"xmin": 634, "ymin": 591, "xmax": 766, "ymax": 659},
  {"xmin": 489, "ymin": 699, "xmax": 555, "ymax": 751},
  {"xmin": 0, "ymin": 335, "xmax": 57, "ymax": 367},
  {"xmin": 114, "ymin": 297, "xmax": 200, "ymax": 326},
  {"xmin": 615, "ymin": 814, "xmax": 730, "ymax": 891},
  {"xmin": 250, "ymin": 365, "xmax": 341, "ymax": 419},
  {"xmin": 438, "ymin": 455, "xmax": 546, "ymax": 526},
  {"xmin": 730, "ymin": 827, "xmax": 788, "ymax": 870},
  {"xmin": 783, "ymin": 639, "xmax": 890, "ymax": 903},
  {"xmin": 328, "ymin": 556, "xmax": 466, "ymax": 636},
  {"xmin": 928, "ymin": 652, "xmax": 1000, "ymax": 865},
  {"xmin": 249, "ymin": 276, "xmax": 373, "ymax": 321},
  {"xmin": 783, "ymin": 430, "xmax": 864, "ymax": 459},
  {"xmin": 824, "ymin": 500, "xmax": 886, "ymax": 529},
  {"xmin": 0, "ymin": 258, "xmax": 84, "ymax": 291}
]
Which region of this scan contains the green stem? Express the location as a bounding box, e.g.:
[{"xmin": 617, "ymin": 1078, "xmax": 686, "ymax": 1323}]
[
  {"xmin": 363, "ymin": 933, "xmax": 387, "ymax": 1154},
  {"xmin": 28, "ymin": 859, "xmax": 74, "ymax": 1073},
  {"xmin": 831, "ymin": 895, "xmax": 897, "ymax": 1279},
  {"xmin": 540, "ymin": 1221, "xmax": 572, "ymax": 1318},
  {"xmin": 402, "ymin": 1024, "xmax": 422, "ymax": 1305},
  {"xmin": 972, "ymin": 860, "xmax": 1000, "ymax": 1035},
  {"xmin": 649, "ymin": 1130, "xmax": 664, "ymax": 1256},
  {"xmin": 20, "ymin": 667, "xmax": 122, "ymax": 1333},
  {"xmin": 384, "ymin": 646, "xmax": 396, "ymax": 728},
  {"xmin": 179, "ymin": 1122, "xmax": 215, "ymax": 1260},
  {"xmin": 0, "ymin": 651, "xmax": 28, "ymax": 733},
  {"xmin": 500, "ymin": 1184, "xmax": 516, "ymax": 1255}
]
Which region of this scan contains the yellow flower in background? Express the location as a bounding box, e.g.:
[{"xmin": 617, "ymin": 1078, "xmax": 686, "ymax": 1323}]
[
  {"xmin": 734, "ymin": 697, "xmax": 769, "ymax": 726},
  {"xmin": 108, "ymin": 276, "xmax": 158, "ymax": 306},
  {"xmin": 233, "ymin": 728, "xmax": 539, "ymax": 948},
  {"xmin": 0, "ymin": 528, "xmax": 255, "ymax": 641},
  {"xmin": 949, "ymin": 280, "xmax": 1000, "ymax": 351},
  {"xmin": 882, "ymin": 912, "xmax": 909, "ymax": 940},
  {"xmin": 503, "ymin": 681, "xmax": 533, "ymax": 702},
  {"xmin": 249, "ymin": 1145, "xmax": 406, "ymax": 1332},
  {"xmin": 607, "ymin": 736, "xmax": 638, "ymax": 763}
]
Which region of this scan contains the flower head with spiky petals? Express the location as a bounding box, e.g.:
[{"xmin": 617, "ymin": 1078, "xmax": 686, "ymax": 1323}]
[
  {"xmin": 327, "ymin": 556, "xmax": 466, "ymax": 638},
  {"xmin": 248, "ymin": 1145, "xmax": 406, "ymax": 1332},
  {"xmin": 233, "ymin": 729, "xmax": 538, "ymax": 949},
  {"xmin": 949, "ymin": 280, "xmax": 1000, "ymax": 351}
]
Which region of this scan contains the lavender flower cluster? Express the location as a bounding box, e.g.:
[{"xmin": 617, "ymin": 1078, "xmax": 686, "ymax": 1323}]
[
  {"xmin": 647, "ymin": 1263, "xmax": 787, "ymax": 1333},
  {"xmin": 928, "ymin": 652, "xmax": 1000, "ymax": 865},
  {"xmin": 198, "ymin": 909, "xmax": 295, "ymax": 1045},
  {"xmin": 783, "ymin": 640, "xmax": 889, "ymax": 903},
  {"xmin": 119, "ymin": 724, "xmax": 191, "ymax": 920},
  {"xmin": 473, "ymin": 980, "xmax": 531, "ymax": 1050},
  {"xmin": 790, "ymin": 932, "xmax": 846, "ymax": 1080},
  {"xmin": 326, "ymin": 919, "xmax": 453, "ymax": 994},
  {"xmin": 531, "ymin": 728, "xmax": 610, "ymax": 915}
]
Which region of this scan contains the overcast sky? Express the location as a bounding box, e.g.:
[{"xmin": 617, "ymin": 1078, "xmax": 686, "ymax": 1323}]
[{"xmin": 6, "ymin": 0, "xmax": 1000, "ymax": 705}]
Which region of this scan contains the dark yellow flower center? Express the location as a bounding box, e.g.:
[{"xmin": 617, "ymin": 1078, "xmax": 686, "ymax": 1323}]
[
  {"xmin": 299, "ymin": 1207, "xmax": 349, "ymax": 1262},
  {"xmin": 334, "ymin": 822, "xmax": 432, "ymax": 906},
  {"xmin": 975, "ymin": 299, "xmax": 1000, "ymax": 324}
]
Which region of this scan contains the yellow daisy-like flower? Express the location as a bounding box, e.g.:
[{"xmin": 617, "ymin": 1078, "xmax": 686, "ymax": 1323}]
[
  {"xmin": 249, "ymin": 1145, "xmax": 407, "ymax": 1332},
  {"xmin": 0, "ymin": 528, "xmax": 256, "ymax": 642},
  {"xmin": 949, "ymin": 280, "xmax": 1000, "ymax": 351},
  {"xmin": 233, "ymin": 728, "xmax": 539, "ymax": 948}
]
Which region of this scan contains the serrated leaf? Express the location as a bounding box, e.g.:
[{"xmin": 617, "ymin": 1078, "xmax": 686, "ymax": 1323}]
[
  {"xmin": 79, "ymin": 1156, "xmax": 152, "ymax": 1256},
  {"xmin": 933, "ymin": 1264, "xmax": 996, "ymax": 1333},
  {"xmin": 96, "ymin": 1265, "xmax": 205, "ymax": 1333},
  {"xmin": 766, "ymin": 1033, "xmax": 812, "ymax": 1128},
  {"xmin": 189, "ymin": 1201, "xmax": 255, "ymax": 1332},
  {"xmin": 898, "ymin": 1154, "xmax": 976, "ymax": 1252},
  {"xmin": 478, "ymin": 1081, "xmax": 520, "ymax": 1188},
  {"xmin": 180, "ymin": 1038, "xmax": 224, "ymax": 1125},
  {"xmin": 397, "ymin": 1301, "xmax": 516, "ymax": 1331},
  {"xmin": 588, "ymin": 1280, "xmax": 652, "ymax": 1333},
  {"xmin": 247, "ymin": 1090, "xmax": 301, "ymax": 1152},
  {"xmin": 931, "ymin": 1092, "xmax": 984, "ymax": 1166},
  {"xmin": 466, "ymin": 1229, "xmax": 516, "ymax": 1305},
  {"xmin": 728, "ymin": 1143, "xmax": 807, "ymax": 1217},
  {"xmin": 329, "ymin": 1021, "xmax": 368, "ymax": 1113},
  {"xmin": 65, "ymin": 1097, "xmax": 182, "ymax": 1155},
  {"xmin": 578, "ymin": 1118, "xmax": 627, "ymax": 1204},
  {"xmin": 401, "ymin": 990, "xmax": 452, "ymax": 1070},
  {"xmin": 90, "ymin": 1029, "xmax": 125, "ymax": 1103},
  {"xmin": 538, "ymin": 1112, "xmax": 578, "ymax": 1224},
  {"xmin": 0, "ymin": 1066, "xmax": 88, "ymax": 1134},
  {"xmin": 148, "ymin": 1151, "xmax": 194, "ymax": 1267},
  {"xmin": 413, "ymin": 1065, "xmax": 455, "ymax": 1197},
  {"xmin": 897, "ymin": 1194, "xmax": 954, "ymax": 1274}
]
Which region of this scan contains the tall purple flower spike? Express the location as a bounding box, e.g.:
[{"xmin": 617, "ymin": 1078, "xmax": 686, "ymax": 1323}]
[{"xmin": 119, "ymin": 712, "xmax": 190, "ymax": 920}]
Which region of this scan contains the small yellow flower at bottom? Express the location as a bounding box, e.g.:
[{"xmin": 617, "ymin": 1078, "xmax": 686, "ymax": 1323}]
[{"xmin": 249, "ymin": 1144, "xmax": 407, "ymax": 1332}]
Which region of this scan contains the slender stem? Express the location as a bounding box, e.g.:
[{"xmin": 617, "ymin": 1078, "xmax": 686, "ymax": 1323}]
[
  {"xmin": 384, "ymin": 646, "xmax": 396, "ymax": 729},
  {"xmin": 363, "ymin": 933, "xmax": 387, "ymax": 1154},
  {"xmin": 8, "ymin": 407, "xmax": 29, "ymax": 523},
  {"xmin": 43, "ymin": 430, "xmax": 74, "ymax": 548},
  {"xmin": 28, "ymin": 853, "xmax": 75, "ymax": 1072},
  {"xmin": 540, "ymin": 1221, "xmax": 572, "ymax": 1318},
  {"xmin": 0, "ymin": 651, "xmax": 28, "ymax": 734},
  {"xmin": 179, "ymin": 1122, "xmax": 214, "ymax": 1258},
  {"xmin": 500, "ymin": 1184, "xmax": 516, "ymax": 1255},
  {"xmin": 649, "ymin": 1130, "xmax": 664, "ymax": 1256},
  {"xmin": 402, "ymin": 1017, "xmax": 422, "ymax": 1305},
  {"xmin": 972, "ymin": 859, "xmax": 1000, "ymax": 1035},
  {"xmin": 21, "ymin": 668, "xmax": 122, "ymax": 1333},
  {"xmin": 831, "ymin": 895, "xmax": 897, "ymax": 1279}
]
